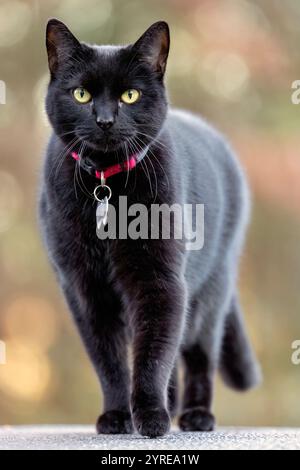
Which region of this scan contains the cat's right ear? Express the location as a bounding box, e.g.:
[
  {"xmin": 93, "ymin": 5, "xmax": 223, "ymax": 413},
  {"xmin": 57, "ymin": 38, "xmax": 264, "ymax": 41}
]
[{"xmin": 46, "ymin": 19, "xmax": 80, "ymax": 76}]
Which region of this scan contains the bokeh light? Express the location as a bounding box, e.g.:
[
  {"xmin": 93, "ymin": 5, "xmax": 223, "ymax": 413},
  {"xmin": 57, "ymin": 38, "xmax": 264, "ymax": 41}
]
[
  {"xmin": 1, "ymin": 227, "xmax": 42, "ymax": 285},
  {"xmin": 0, "ymin": 172, "xmax": 22, "ymax": 233},
  {"xmin": 2, "ymin": 296, "xmax": 59, "ymax": 350},
  {"xmin": 0, "ymin": 340, "xmax": 51, "ymax": 402},
  {"xmin": 200, "ymin": 52, "xmax": 250, "ymax": 101},
  {"xmin": 34, "ymin": 73, "xmax": 50, "ymax": 129},
  {"xmin": 0, "ymin": 1, "xmax": 32, "ymax": 48},
  {"xmin": 57, "ymin": 0, "xmax": 112, "ymax": 32}
]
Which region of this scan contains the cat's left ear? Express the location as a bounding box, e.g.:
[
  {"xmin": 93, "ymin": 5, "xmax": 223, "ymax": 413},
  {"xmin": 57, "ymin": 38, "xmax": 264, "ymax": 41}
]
[
  {"xmin": 46, "ymin": 19, "xmax": 81, "ymax": 76},
  {"xmin": 133, "ymin": 21, "xmax": 170, "ymax": 78}
]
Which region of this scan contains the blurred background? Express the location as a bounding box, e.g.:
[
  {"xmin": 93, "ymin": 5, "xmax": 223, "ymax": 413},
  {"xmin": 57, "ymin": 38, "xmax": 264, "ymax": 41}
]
[{"xmin": 0, "ymin": 0, "xmax": 300, "ymax": 427}]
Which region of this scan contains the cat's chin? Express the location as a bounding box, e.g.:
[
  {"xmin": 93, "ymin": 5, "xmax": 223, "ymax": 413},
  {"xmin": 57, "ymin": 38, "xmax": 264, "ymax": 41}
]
[{"xmin": 84, "ymin": 139, "xmax": 125, "ymax": 153}]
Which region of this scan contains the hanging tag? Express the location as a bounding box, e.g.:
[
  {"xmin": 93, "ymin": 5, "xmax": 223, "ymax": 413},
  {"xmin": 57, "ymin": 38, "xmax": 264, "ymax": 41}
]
[
  {"xmin": 96, "ymin": 196, "xmax": 109, "ymax": 230},
  {"xmin": 94, "ymin": 181, "xmax": 112, "ymax": 232}
]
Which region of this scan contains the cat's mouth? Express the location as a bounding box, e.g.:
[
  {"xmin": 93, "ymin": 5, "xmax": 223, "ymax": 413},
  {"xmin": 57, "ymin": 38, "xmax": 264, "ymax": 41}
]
[{"xmin": 77, "ymin": 133, "xmax": 129, "ymax": 153}]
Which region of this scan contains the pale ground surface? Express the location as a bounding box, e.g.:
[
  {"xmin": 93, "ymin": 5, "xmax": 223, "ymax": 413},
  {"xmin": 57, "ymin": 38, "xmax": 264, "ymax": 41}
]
[{"xmin": 0, "ymin": 426, "xmax": 299, "ymax": 450}]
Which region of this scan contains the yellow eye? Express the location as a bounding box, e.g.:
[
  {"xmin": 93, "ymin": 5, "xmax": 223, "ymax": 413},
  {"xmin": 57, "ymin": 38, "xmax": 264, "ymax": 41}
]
[
  {"xmin": 73, "ymin": 87, "xmax": 92, "ymax": 104},
  {"xmin": 121, "ymin": 89, "xmax": 140, "ymax": 104}
]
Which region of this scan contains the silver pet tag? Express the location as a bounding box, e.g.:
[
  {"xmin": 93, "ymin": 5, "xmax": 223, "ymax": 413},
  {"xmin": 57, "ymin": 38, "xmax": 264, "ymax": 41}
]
[
  {"xmin": 94, "ymin": 176, "xmax": 112, "ymax": 232},
  {"xmin": 96, "ymin": 196, "xmax": 109, "ymax": 230}
]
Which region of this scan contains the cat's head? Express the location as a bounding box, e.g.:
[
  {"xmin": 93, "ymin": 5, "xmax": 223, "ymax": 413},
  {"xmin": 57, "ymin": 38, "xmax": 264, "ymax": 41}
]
[{"xmin": 45, "ymin": 19, "xmax": 170, "ymax": 159}]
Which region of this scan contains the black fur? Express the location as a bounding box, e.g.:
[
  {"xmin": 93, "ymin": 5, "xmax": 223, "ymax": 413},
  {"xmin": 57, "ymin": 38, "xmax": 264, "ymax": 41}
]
[{"xmin": 39, "ymin": 19, "xmax": 261, "ymax": 438}]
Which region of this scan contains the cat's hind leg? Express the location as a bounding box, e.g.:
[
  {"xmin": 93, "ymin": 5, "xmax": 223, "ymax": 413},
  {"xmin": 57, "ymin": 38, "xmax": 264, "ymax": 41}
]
[
  {"xmin": 179, "ymin": 343, "xmax": 215, "ymax": 431},
  {"xmin": 167, "ymin": 364, "xmax": 179, "ymax": 419},
  {"xmin": 179, "ymin": 265, "xmax": 233, "ymax": 432}
]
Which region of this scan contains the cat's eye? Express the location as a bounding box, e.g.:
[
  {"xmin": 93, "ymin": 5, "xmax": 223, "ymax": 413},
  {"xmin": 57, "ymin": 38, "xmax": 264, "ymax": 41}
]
[
  {"xmin": 121, "ymin": 89, "xmax": 140, "ymax": 104},
  {"xmin": 73, "ymin": 87, "xmax": 92, "ymax": 104}
]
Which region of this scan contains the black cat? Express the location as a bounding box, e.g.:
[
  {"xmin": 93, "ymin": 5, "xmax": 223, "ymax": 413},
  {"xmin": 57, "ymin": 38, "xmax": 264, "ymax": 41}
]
[{"xmin": 39, "ymin": 19, "xmax": 261, "ymax": 438}]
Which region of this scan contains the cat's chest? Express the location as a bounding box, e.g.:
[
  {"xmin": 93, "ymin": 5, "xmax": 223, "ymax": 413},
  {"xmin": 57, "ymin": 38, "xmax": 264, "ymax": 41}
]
[{"xmin": 49, "ymin": 183, "xmax": 160, "ymax": 276}]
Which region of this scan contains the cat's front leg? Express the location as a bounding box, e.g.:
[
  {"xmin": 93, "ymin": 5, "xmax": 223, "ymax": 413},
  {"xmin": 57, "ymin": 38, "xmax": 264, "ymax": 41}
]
[
  {"xmin": 132, "ymin": 279, "xmax": 186, "ymax": 437},
  {"xmin": 62, "ymin": 281, "xmax": 133, "ymax": 435},
  {"xmin": 128, "ymin": 275, "xmax": 186, "ymax": 438}
]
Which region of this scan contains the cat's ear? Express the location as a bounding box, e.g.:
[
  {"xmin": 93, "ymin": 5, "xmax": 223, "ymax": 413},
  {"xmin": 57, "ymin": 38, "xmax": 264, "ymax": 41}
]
[
  {"xmin": 46, "ymin": 19, "xmax": 80, "ymax": 76},
  {"xmin": 133, "ymin": 21, "xmax": 170, "ymax": 78}
]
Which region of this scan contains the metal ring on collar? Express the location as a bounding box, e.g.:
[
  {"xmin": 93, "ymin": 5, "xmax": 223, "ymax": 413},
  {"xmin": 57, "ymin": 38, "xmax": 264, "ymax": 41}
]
[{"xmin": 93, "ymin": 184, "xmax": 112, "ymax": 202}]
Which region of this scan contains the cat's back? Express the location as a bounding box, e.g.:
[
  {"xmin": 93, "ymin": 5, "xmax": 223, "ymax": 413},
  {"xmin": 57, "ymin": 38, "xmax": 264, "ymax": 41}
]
[
  {"xmin": 166, "ymin": 108, "xmax": 242, "ymax": 181},
  {"xmin": 165, "ymin": 108, "xmax": 249, "ymax": 222},
  {"xmin": 166, "ymin": 108, "xmax": 222, "ymax": 150},
  {"xmin": 165, "ymin": 108, "xmax": 250, "ymax": 284}
]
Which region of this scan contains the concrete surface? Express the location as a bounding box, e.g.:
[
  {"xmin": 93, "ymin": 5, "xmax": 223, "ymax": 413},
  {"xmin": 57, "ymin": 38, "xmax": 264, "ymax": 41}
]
[{"xmin": 0, "ymin": 426, "xmax": 300, "ymax": 450}]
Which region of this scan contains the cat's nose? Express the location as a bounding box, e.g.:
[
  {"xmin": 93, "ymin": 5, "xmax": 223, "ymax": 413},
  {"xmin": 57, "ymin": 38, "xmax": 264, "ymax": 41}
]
[{"xmin": 96, "ymin": 117, "xmax": 114, "ymax": 131}]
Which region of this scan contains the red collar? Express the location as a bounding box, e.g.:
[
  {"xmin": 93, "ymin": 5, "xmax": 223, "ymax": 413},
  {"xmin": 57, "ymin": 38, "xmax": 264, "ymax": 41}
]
[{"xmin": 70, "ymin": 146, "xmax": 149, "ymax": 181}]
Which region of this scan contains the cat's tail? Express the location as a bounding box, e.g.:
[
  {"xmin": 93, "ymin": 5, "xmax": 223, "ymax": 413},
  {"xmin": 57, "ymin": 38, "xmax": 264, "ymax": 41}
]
[{"xmin": 219, "ymin": 296, "xmax": 262, "ymax": 391}]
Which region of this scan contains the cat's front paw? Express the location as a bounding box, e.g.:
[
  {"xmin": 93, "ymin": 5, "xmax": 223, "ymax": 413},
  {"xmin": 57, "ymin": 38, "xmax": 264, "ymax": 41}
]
[
  {"xmin": 179, "ymin": 406, "xmax": 215, "ymax": 432},
  {"xmin": 96, "ymin": 410, "xmax": 133, "ymax": 434},
  {"xmin": 133, "ymin": 407, "xmax": 170, "ymax": 438}
]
